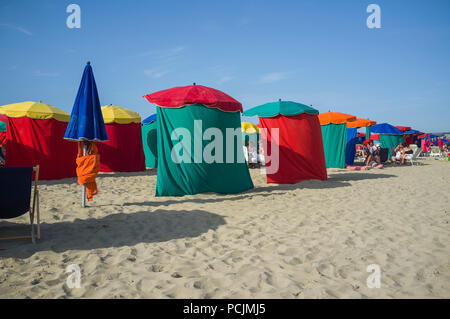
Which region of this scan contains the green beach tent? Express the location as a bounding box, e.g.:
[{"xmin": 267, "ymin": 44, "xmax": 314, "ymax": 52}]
[
  {"xmin": 318, "ymin": 112, "xmax": 357, "ymax": 168},
  {"xmin": 370, "ymin": 123, "xmax": 405, "ymax": 159},
  {"xmin": 144, "ymin": 84, "xmax": 254, "ymax": 196},
  {"xmin": 141, "ymin": 114, "xmax": 158, "ymax": 168}
]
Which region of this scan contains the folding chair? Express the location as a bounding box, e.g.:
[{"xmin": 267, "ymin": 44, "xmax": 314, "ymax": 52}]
[{"xmin": 0, "ymin": 165, "xmax": 40, "ymax": 243}]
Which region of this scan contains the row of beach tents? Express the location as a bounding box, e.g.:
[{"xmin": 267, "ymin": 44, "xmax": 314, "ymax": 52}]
[{"xmin": 1, "ymin": 63, "xmax": 447, "ymax": 198}]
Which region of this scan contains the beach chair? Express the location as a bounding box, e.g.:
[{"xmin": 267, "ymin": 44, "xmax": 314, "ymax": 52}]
[
  {"xmin": 407, "ymin": 148, "xmax": 421, "ymax": 166},
  {"xmin": 0, "ymin": 166, "xmax": 40, "ymax": 243},
  {"xmin": 429, "ymin": 146, "xmax": 441, "ymax": 157}
]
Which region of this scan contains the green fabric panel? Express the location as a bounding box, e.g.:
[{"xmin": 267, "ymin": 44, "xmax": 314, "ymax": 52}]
[
  {"xmin": 321, "ymin": 123, "xmax": 347, "ymax": 168},
  {"xmin": 142, "ymin": 122, "xmax": 158, "ymax": 168},
  {"xmin": 156, "ymin": 104, "xmax": 254, "ymax": 196},
  {"xmin": 380, "ymin": 134, "xmax": 404, "ymax": 159},
  {"xmin": 366, "ymin": 126, "xmax": 371, "ymax": 138},
  {"xmin": 0, "ymin": 121, "xmax": 6, "ymax": 132},
  {"xmin": 243, "ymin": 101, "xmax": 318, "ymax": 117}
]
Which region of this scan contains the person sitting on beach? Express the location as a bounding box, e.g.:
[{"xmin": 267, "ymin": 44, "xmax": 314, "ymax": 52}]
[
  {"xmin": 247, "ymin": 141, "xmax": 258, "ymax": 167},
  {"xmin": 400, "ymin": 142, "xmax": 414, "ymax": 165},
  {"xmin": 391, "ymin": 142, "xmax": 404, "ymax": 164},
  {"xmin": 361, "ymin": 140, "xmax": 382, "ymax": 169}
]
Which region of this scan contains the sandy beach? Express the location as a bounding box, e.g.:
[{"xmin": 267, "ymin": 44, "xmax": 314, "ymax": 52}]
[{"xmin": 0, "ymin": 158, "xmax": 449, "ymax": 299}]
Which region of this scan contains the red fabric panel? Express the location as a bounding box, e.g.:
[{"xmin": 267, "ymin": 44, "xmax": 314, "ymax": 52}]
[
  {"xmin": 259, "ymin": 113, "xmax": 327, "ymax": 184},
  {"xmin": 0, "ymin": 131, "xmax": 6, "ymax": 145},
  {"xmin": 396, "ymin": 126, "xmax": 411, "ymax": 132},
  {"xmin": 143, "ymin": 84, "xmax": 242, "ymax": 112},
  {"xmin": 97, "ymin": 123, "xmax": 145, "ymax": 172},
  {"xmin": 404, "ymin": 135, "xmax": 414, "ymax": 145},
  {"xmin": 5, "ymin": 117, "xmax": 77, "ymax": 180}
]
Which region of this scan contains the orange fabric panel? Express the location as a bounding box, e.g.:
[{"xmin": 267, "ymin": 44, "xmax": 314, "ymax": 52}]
[
  {"xmin": 76, "ymin": 142, "xmax": 100, "ymax": 201},
  {"xmin": 318, "ymin": 112, "xmax": 357, "ymax": 125}
]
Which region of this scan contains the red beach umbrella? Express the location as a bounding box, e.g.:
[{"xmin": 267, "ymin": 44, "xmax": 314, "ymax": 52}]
[{"xmin": 143, "ymin": 83, "xmax": 242, "ymax": 112}]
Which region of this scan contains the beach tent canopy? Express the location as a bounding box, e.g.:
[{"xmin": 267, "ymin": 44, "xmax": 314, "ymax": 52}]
[
  {"xmin": 0, "ymin": 101, "xmax": 70, "ymax": 122},
  {"xmin": 318, "ymin": 112, "xmax": 357, "ymax": 168},
  {"xmin": 97, "ymin": 105, "xmax": 145, "ymax": 172},
  {"xmin": 395, "ymin": 126, "xmax": 412, "ymax": 132},
  {"xmin": 318, "ymin": 112, "xmax": 356, "ymax": 125},
  {"xmin": 243, "ymin": 100, "xmax": 318, "ymax": 118},
  {"xmin": 347, "ymin": 118, "xmax": 376, "ymax": 128},
  {"xmin": 144, "ymin": 84, "xmax": 242, "ymax": 112},
  {"xmin": 0, "ymin": 101, "xmax": 77, "ymax": 180},
  {"xmin": 144, "ymin": 84, "xmax": 253, "ymax": 196},
  {"xmin": 241, "ymin": 121, "xmax": 260, "ymax": 134},
  {"xmin": 142, "ymin": 113, "xmax": 157, "ymax": 124},
  {"xmin": 404, "ymin": 129, "xmax": 421, "ymax": 135},
  {"xmin": 243, "ymin": 101, "xmax": 327, "ymax": 184},
  {"xmin": 101, "ymin": 104, "xmax": 141, "ymax": 124},
  {"xmin": 370, "ymin": 123, "xmax": 403, "ymax": 135}
]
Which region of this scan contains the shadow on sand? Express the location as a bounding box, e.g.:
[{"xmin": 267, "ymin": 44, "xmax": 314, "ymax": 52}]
[
  {"xmin": 0, "ymin": 209, "xmax": 225, "ymax": 258},
  {"xmin": 120, "ymin": 171, "xmax": 397, "ymax": 208}
]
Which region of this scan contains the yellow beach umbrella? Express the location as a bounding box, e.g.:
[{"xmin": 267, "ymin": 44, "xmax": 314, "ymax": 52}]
[
  {"xmin": 0, "ymin": 101, "xmax": 70, "ymax": 122},
  {"xmin": 241, "ymin": 121, "xmax": 260, "ymax": 134},
  {"xmin": 101, "ymin": 104, "xmax": 141, "ymax": 124}
]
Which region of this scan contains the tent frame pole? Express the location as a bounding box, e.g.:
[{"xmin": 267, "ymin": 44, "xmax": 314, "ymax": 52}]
[{"xmin": 82, "ymin": 142, "xmax": 86, "ymax": 208}]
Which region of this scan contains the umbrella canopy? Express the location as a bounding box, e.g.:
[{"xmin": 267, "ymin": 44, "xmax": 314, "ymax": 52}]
[
  {"xmin": 418, "ymin": 133, "xmax": 438, "ymax": 139},
  {"xmin": 142, "ymin": 113, "xmax": 157, "ymax": 124},
  {"xmin": 395, "ymin": 126, "xmax": 412, "ymax": 132},
  {"xmin": 370, "ymin": 123, "xmax": 403, "ymax": 135},
  {"xmin": 318, "ymin": 112, "xmax": 357, "ymax": 125},
  {"xmin": 370, "ymin": 134, "xmax": 381, "ymax": 140},
  {"xmin": 143, "ymin": 84, "xmax": 242, "ymax": 112},
  {"xmin": 404, "ymin": 129, "xmax": 421, "ymax": 135},
  {"xmin": 347, "ymin": 118, "xmax": 376, "ymax": 128},
  {"xmin": 241, "ymin": 121, "xmax": 260, "ymax": 134},
  {"xmin": 0, "ymin": 101, "xmax": 70, "ymax": 122},
  {"xmin": 64, "ymin": 63, "xmax": 108, "ymax": 141},
  {"xmin": 101, "ymin": 104, "xmax": 141, "ymax": 124},
  {"xmin": 242, "ymin": 100, "xmax": 318, "ymax": 118}
]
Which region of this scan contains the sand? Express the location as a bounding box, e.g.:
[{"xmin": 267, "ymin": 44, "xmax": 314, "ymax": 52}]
[{"xmin": 1, "ymin": 158, "xmax": 449, "ymax": 298}]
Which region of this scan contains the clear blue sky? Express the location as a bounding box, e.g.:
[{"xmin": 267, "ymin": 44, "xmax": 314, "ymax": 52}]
[{"xmin": 1, "ymin": 0, "xmax": 449, "ymax": 132}]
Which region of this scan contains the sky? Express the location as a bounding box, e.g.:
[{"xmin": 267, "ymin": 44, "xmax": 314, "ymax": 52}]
[{"xmin": 0, "ymin": 0, "xmax": 449, "ymax": 132}]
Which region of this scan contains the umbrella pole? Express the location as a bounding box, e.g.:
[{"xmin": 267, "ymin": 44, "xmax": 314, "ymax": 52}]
[{"xmin": 82, "ymin": 142, "xmax": 87, "ymax": 208}]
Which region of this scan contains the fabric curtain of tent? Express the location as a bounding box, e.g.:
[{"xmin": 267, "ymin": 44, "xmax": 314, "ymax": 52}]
[
  {"xmin": 0, "ymin": 118, "xmax": 6, "ymax": 145},
  {"xmin": 380, "ymin": 134, "xmax": 404, "ymax": 159},
  {"xmin": 142, "ymin": 122, "xmax": 158, "ymax": 168},
  {"xmin": 156, "ymin": 104, "xmax": 254, "ymax": 196},
  {"xmin": 5, "ymin": 117, "xmax": 77, "ymax": 180},
  {"xmin": 259, "ymin": 113, "xmax": 327, "ymax": 184},
  {"xmin": 97, "ymin": 122, "xmax": 145, "ymax": 172},
  {"xmin": 404, "ymin": 134, "xmax": 414, "ymax": 145},
  {"xmin": 366, "ymin": 126, "xmax": 371, "ymax": 140},
  {"xmin": 345, "ymin": 128, "xmax": 358, "ymax": 165},
  {"xmin": 321, "ymin": 123, "xmax": 347, "ymax": 168}
]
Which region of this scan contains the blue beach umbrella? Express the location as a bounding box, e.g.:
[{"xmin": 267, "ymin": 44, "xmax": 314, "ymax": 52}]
[
  {"xmin": 64, "ymin": 62, "xmax": 107, "ymax": 207},
  {"xmin": 65, "ymin": 62, "xmax": 108, "ymax": 141}
]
